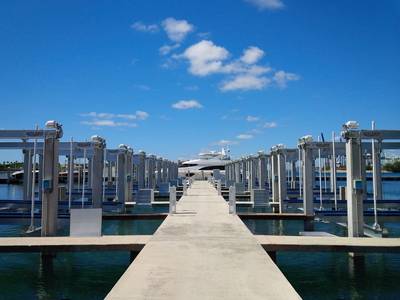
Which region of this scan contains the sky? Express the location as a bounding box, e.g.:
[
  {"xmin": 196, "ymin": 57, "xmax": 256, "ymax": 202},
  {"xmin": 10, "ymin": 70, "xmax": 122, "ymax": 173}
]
[{"xmin": 0, "ymin": 0, "xmax": 400, "ymax": 161}]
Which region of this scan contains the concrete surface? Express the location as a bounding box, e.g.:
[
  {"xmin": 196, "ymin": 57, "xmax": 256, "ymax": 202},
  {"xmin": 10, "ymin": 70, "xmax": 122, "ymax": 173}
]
[
  {"xmin": 0, "ymin": 235, "xmax": 150, "ymax": 252},
  {"xmin": 106, "ymin": 181, "xmax": 301, "ymax": 300},
  {"xmin": 257, "ymin": 235, "xmax": 400, "ymax": 252}
]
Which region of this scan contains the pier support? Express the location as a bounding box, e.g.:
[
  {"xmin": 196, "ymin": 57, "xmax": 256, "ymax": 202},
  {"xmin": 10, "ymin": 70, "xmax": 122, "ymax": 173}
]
[
  {"xmin": 156, "ymin": 157, "xmax": 162, "ymax": 188},
  {"xmin": 298, "ymin": 139, "xmax": 315, "ymax": 230},
  {"xmin": 91, "ymin": 136, "xmax": 106, "ymax": 208},
  {"xmin": 137, "ymin": 151, "xmax": 146, "ymax": 189},
  {"xmin": 23, "ymin": 149, "xmax": 32, "ymax": 201},
  {"xmin": 41, "ymin": 122, "xmax": 62, "ymax": 237},
  {"xmin": 117, "ymin": 146, "xmax": 128, "ymax": 204},
  {"xmin": 344, "ymin": 134, "xmax": 364, "ymax": 237}
]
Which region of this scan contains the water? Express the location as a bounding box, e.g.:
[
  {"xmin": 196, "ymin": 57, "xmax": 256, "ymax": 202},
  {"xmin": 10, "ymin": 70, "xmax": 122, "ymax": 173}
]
[
  {"xmin": 0, "ymin": 219, "xmax": 163, "ymax": 300},
  {"xmin": 1, "ymin": 182, "xmax": 400, "ymax": 299},
  {"xmin": 243, "ymin": 219, "xmax": 400, "ymax": 299}
]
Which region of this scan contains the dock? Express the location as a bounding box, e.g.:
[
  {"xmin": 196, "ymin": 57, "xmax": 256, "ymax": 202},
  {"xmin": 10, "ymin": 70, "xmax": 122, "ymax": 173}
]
[
  {"xmin": 0, "ymin": 235, "xmax": 150, "ymax": 253},
  {"xmin": 257, "ymin": 235, "xmax": 400, "ymax": 253},
  {"xmin": 106, "ymin": 181, "xmax": 301, "ymax": 299}
]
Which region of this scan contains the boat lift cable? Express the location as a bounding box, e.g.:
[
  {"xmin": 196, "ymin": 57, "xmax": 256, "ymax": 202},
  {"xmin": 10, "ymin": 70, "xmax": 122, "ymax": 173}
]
[
  {"xmin": 318, "ymin": 135, "xmax": 323, "ymax": 210},
  {"xmin": 372, "ymin": 121, "xmax": 381, "ymax": 230},
  {"xmin": 115, "ymin": 156, "xmax": 119, "ymax": 202},
  {"xmin": 102, "ymin": 148, "xmax": 106, "ymax": 203},
  {"xmin": 298, "ymin": 148, "xmax": 302, "ymax": 199},
  {"xmin": 68, "ymin": 137, "xmax": 73, "ymax": 210},
  {"xmin": 81, "ymin": 148, "xmax": 86, "ymax": 208},
  {"xmin": 332, "ymin": 131, "xmax": 337, "ymax": 210},
  {"xmin": 27, "ymin": 126, "xmax": 38, "ymax": 233}
]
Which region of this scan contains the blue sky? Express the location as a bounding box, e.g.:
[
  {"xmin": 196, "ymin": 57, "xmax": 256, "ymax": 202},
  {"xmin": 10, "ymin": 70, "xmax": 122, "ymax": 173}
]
[{"xmin": 1, "ymin": 0, "xmax": 399, "ymax": 161}]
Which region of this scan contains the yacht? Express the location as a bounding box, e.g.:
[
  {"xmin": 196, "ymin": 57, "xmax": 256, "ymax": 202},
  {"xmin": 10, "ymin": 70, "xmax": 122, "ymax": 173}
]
[{"xmin": 178, "ymin": 148, "xmax": 231, "ymax": 177}]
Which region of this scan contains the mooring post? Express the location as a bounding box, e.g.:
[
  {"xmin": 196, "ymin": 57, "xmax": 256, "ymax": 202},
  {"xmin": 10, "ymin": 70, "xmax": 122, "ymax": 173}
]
[
  {"xmin": 217, "ymin": 180, "xmax": 222, "ymax": 196},
  {"xmin": 183, "ymin": 180, "xmax": 188, "ymax": 196},
  {"xmin": 169, "ymin": 186, "xmax": 177, "ymax": 214}
]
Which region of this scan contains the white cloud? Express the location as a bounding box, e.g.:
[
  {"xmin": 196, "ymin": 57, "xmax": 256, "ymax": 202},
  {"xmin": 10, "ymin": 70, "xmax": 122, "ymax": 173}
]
[
  {"xmin": 246, "ymin": 115, "xmax": 260, "ymax": 122},
  {"xmin": 236, "ymin": 134, "xmax": 254, "ymax": 140},
  {"xmin": 159, "ymin": 43, "xmax": 180, "ymax": 55},
  {"xmin": 215, "ymin": 139, "xmax": 238, "ymax": 146},
  {"xmin": 80, "ymin": 111, "xmax": 149, "ymax": 121},
  {"xmin": 135, "ymin": 111, "xmax": 149, "ymax": 120},
  {"xmin": 245, "ymin": 0, "xmax": 285, "ymax": 10},
  {"xmin": 133, "ymin": 84, "xmax": 151, "ymax": 91},
  {"xmin": 263, "ymin": 121, "xmax": 277, "ymax": 128},
  {"xmin": 273, "ymin": 70, "xmax": 300, "ymax": 88},
  {"xmin": 162, "ymin": 18, "xmax": 194, "ymax": 42},
  {"xmin": 131, "ymin": 21, "xmax": 159, "ymax": 33},
  {"xmin": 178, "ymin": 40, "xmax": 289, "ymax": 92},
  {"xmin": 181, "ymin": 40, "xmax": 229, "ymax": 76},
  {"xmin": 172, "ymin": 100, "xmax": 203, "ymax": 110},
  {"xmin": 220, "ymin": 74, "xmax": 270, "ymax": 91},
  {"xmin": 81, "ymin": 120, "xmax": 137, "ymax": 128},
  {"xmin": 240, "ymin": 46, "xmax": 265, "ymax": 64}
]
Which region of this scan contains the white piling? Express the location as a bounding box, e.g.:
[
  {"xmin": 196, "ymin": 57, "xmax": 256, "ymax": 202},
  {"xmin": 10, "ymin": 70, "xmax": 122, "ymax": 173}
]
[
  {"xmin": 169, "ymin": 186, "xmax": 177, "ymax": 214},
  {"xmin": 332, "ymin": 132, "xmax": 337, "ymax": 210},
  {"xmin": 229, "ymin": 185, "xmax": 236, "ymax": 214}
]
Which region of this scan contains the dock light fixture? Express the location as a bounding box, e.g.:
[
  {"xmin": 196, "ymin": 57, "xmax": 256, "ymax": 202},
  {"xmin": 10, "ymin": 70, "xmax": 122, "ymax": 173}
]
[
  {"xmin": 45, "ymin": 120, "xmax": 63, "ymax": 138},
  {"xmin": 299, "ymin": 135, "xmax": 313, "ymax": 144},
  {"xmin": 45, "ymin": 120, "xmax": 58, "ymax": 128},
  {"xmin": 276, "ymin": 144, "xmax": 285, "ymax": 149},
  {"xmin": 91, "ymin": 135, "xmax": 104, "ymax": 143},
  {"xmin": 343, "ymin": 120, "xmax": 359, "ymax": 130}
]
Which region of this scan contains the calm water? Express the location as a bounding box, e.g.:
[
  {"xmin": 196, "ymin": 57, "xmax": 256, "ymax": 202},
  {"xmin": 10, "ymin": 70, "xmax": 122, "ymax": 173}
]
[{"xmin": 0, "ymin": 183, "xmax": 400, "ymax": 299}]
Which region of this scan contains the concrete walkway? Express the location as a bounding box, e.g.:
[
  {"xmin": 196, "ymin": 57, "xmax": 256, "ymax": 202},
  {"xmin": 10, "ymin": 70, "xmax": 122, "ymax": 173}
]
[{"xmin": 106, "ymin": 181, "xmax": 300, "ymax": 299}]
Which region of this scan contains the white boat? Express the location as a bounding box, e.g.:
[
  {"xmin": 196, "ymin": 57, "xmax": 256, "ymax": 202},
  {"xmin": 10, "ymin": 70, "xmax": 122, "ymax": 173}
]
[{"xmin": 179, "ymin": 148, "xmax": 231, "ymax": 178}]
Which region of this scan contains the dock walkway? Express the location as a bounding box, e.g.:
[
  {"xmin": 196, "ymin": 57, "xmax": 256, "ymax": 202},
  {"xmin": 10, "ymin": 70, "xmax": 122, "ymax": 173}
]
[{"xmin": 106, "ymin": 181, "xmax": 300, "ymax": 299}]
